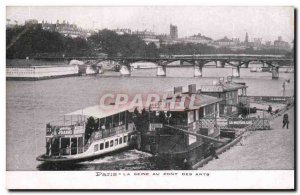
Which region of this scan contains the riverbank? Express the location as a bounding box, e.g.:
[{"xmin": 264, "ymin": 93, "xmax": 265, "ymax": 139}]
[{"xmin": 198, "ymin": 106, "xmax": 294, "ymax": 170}]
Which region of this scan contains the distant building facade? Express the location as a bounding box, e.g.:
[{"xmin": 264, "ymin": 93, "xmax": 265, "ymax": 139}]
[
  {"xmin": 41, "ymin": 20, "xmax": 91, "ymax": 39},
  {"xmin": 25, "ymin": 19, "xmax": 38, "ymax": 25},
  {"xmin": 132, "ymin": 30, "xmax": 160, "ymax": 48},
  {"xmin": 178, "ymin": 33, "xmax": 213, "ymax": 45},
  {"xmin": 214, "ymin": 36, "xmax": 236, "ymax": 47},
  {"xmin": 113, "ymin": 28, "xmax": 132, "ymax": 35},
  {"xmin": 274, "ymin": 36, "xmax": 291, "ymax": 50}
]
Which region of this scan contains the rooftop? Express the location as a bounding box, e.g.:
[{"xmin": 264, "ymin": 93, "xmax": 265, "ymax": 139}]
[
  {"xmin": 150, "ymin": 93, "xmax": 221, "ymax": 112},
  {"xmin": 199, "ymin": 81, "xmax": 248, "ymax": 92}
]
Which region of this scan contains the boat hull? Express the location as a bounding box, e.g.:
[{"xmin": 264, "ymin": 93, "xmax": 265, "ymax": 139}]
[
  {"xmin": 37, "ymin": 145, "xmax": 133, "ymax": 163},
  {"xmin": 37, "ymin": 131, "xmax": 137, "ymax": 163}
]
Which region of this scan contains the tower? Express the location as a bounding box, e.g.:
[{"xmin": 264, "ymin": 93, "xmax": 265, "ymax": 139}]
[
  {"xmin": 245, "ymin": 32, "xmax": 249, "ymax": 44},
  {"xmin": 170, "ymin": 24, "xmax": 178, "ymax": 40}
]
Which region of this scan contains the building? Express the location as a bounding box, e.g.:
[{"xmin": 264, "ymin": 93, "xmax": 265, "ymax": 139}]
[
  {"xmin": 113, "ymin": 28, "xmax": 132, "ymax": 35},
  {"xmin": 274, "ymin": 36, "xmax": 291, "ymax": 50},
  {"xmin": 132, "ymin": 30, "xmax": 160, "ymax": 48},
  {"xmin": 41, "ymin": 20, "xmax": 90, "ymax": 39},
  {"xmin": 213, "ymin": 36, "xmax": 236, "ymax": 47},
  {"xmin": 25, "ymin": 19, "xmax": 38, "ymax": 25},
  {"xmin": 170, "ymin": 24, "xmax": 178, "ymax": 40},
  {"xmin": 158, "ymin": 34, "xmax": 180, "ymax": 45},
  {"xmin": 199, "ymin": 79, "xmax": 247, "ymax": 117},
  {"xmin": 179, "ymin": 33, "xmax": 213, "ymax": 45}
]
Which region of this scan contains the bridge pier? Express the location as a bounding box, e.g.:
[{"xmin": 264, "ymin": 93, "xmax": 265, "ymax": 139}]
[
  {"xmin": 157, "ymin": 63, "xmax": 166, "ymax": 77},
  {"xmin": 194, "ymin": 61, "xmax": 204, "ymax": 77},
  {"xmin": 216, "ymin": 60, "xmax": 225, "ymax": 68},
  {"xmin": 244, "ymin": 61, "xmax": 250, "ymax": 68},
  {"xmin": 120, "ymin": 65, "xmax": 131, "ymax": 76},
  {"xmin": 194, "ymin": 66, "xmax": 203, "ymax": 77},
  {"xmin": 180, "ymin": 60, "xmax": 184, "ymax": 66},
  {"xmin": 272, "ymin": 66, "xmax": 279, "ymax": 79},
  {"xmin": 98, "ymin": 66, "xmax": 104, "ymax": 74},
  {"xmin": 232, "ymin": 66, "xmax": 240, "ymax": 77}
]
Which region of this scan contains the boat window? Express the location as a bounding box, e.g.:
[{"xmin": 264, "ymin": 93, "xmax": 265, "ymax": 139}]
[
  {"xmin": 78, "ymin": 137, "xmax": 84, "ymax": 154},
  {"xmin": 115, "ymin": 139, "xmax": 118, "ymax": 145},
  {"xmin": 110, "ymin": 140, "xmax": 114, "ymax": 147},
  {"xmin": 113, "ymin": 114, "xmax": 119, "ymax": 127},
  {"xmin": 105, "ymin": 116, "xmax": 113, "ymax": 129},
  {"xmin": 168, "ymin": 112, "xmax": 187, "ymax": 125},
  {"xmin": 188, "ymin": 111, "xmax": 194, "ymax": 123},
  {"xmin": 124, "ymin": 136, "xmax": 127, "ymax": 143},
  {"xmin": 128, "ymin": 135, "xmax": 131, "ymax": 142},
  {"xmin": 99, "ymin": 118, "xmax": 105, "ymax": 130},
  {"xmin": 119, "ymin": 137, "xmax": 123, "ymax": 144},
  {"xmin": 126, "ymin": 111, "xmax": 133, "ymax": 123},
  {"xmin": 94, "ymin": 144, "xmax": 98, "ymax": 152},
  {"xmin": 119, "ymin": 112, "xmax": 125, "ymax": 125},
  {"xmin": 100, "ymin": 143, "xmax": 104, "ymax": 150},
  {"xmin": 205, "ymin": 104, "xmax": 215, "ymax": 117},
  {"xmin": 105, "ymin": 141, "xmax": 109, "ymax": 148}
]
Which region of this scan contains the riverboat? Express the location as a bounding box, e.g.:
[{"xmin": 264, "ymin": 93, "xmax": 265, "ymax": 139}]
[{"xmin": 37, "ymin": 104, "xmax": 137, "ymax": 163}]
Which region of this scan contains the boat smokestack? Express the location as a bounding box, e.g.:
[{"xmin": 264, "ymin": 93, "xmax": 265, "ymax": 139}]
[
  {"xmin": 188, "ymin": 84, "xmax": 196, "ymax": 94},
  {"xmin": 174, "ymin": 86, "xmax": 183, "ymax": 95}
]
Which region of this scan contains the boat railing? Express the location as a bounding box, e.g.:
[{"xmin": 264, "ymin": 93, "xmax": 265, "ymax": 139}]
[
  {"xmin": 46, "ymin": 123, "xmax": 85, "ymax": 136},
  {"xmin": 99, "ymin": 123, "xmax": 135, "ymax": 139},
  {"xmin": 83, "ymin": 123, "xmax": 136, "ymax": 151}
]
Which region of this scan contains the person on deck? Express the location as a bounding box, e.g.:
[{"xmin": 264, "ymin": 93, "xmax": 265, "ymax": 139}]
[
  {"xmin": 282, "ymin": 113, "xmax": 289, "ymax": 129},
  {"xmin": 209, "ymin": 143, "xmax": 219, "ymax": 159}
]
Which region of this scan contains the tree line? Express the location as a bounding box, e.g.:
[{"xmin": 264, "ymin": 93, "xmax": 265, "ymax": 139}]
[{"xmin": 6, "ymin": 24, "xmax": 292, "ymax": 59}]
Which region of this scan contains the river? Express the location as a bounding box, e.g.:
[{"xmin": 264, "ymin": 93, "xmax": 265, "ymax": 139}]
[{"xmin": 6, "ymin": 66, "xmax": 294, "ymax": 170}]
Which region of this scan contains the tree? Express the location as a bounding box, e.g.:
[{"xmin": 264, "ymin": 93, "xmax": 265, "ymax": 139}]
[{"xmin": 6, "ymin": 24, "xmax": 89, "ymax": 59}]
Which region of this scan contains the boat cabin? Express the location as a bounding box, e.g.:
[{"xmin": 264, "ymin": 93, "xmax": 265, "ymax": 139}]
[
  {"xmin": 137, "ymin": 84, "xmax": 222, "ymax": 167},
  {"xmin": 199, "ymin": 78, "xmax": 248, "ymax": 117}
]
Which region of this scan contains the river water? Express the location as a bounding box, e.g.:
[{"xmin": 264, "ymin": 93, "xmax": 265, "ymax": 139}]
[{"xmin": 6, "ymin": 66, "xmax": 294, "ymax": 171}]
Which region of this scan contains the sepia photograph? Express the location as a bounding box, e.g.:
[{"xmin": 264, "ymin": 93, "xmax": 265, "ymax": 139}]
[{"xmin": 5, "ymin": 5, "xmax": 295, "ymax": 190}]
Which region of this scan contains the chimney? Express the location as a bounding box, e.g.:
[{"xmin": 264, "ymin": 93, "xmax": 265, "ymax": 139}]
[
  {"xmin": 174, "ymin": 86, "xmax": 183, "ymax": 94},
  {"xmin": 188, "ymin": 84, "xmax": 196, "ymax": 94}
]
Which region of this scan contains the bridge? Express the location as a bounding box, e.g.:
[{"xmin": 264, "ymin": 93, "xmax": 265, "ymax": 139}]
[{"xmin": 34, "ymin": 54, "xmax": 294, "ymax": 79}]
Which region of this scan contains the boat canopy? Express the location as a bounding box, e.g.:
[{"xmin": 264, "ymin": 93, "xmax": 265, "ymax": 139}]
[{"xmin": 65, "ymin": 103, "xmax": 136, "ymax": 119}]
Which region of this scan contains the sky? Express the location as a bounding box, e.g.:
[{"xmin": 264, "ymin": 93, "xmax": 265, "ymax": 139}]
[{"xmin": 6, "ymin": 6, "xmax": 294, "ymax": 43}]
